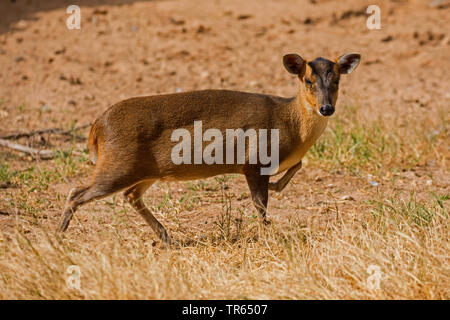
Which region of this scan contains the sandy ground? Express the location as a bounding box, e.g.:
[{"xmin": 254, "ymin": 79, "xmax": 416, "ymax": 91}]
[{"xmin": 0, "ymin": 0, "xmax": 448, "ymax": 256}]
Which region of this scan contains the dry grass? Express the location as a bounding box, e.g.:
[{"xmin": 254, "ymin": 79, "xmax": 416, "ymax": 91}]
[
  {"xmin": 0, "ymin": 106, "xmax": 448, "ymax": 299},
  {"xmin": 0, "ymin": 0, "xmax": 449, "ymax": 300},
  {"xmin": 0, "ymin": 190, "xmax": 448, "ymax": 299}
]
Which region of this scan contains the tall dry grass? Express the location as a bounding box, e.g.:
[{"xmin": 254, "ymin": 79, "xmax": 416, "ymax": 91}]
[
  {"xmin": 0, "ymin": 189, "xmax": 448, "ymax": 299},
  {"xmin": 0, "ymin": 105, "xmax": 448, "ymax": 299}
]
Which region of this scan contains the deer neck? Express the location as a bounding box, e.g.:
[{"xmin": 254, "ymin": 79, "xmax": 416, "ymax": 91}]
[
  {"xmin": 277, "ymin": 89, "xmax": 329, "ymax": 173},
  {"xmin": 296, "ymin": 88, "xmax": 329, "ymax": 142}
]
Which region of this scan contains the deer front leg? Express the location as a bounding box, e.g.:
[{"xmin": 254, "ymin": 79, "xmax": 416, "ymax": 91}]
[
  {"xmin": 245, "ymin": 171, "xmax": 270, "ymax": 225},
  {"xmin": 268, "ymin": 160, "xmax": 302, "ymax": 192}
]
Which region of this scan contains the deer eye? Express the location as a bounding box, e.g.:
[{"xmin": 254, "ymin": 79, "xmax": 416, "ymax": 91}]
[
  {"xmin": 334, "ymin": 79, "xmax": 340, "ymax": 85},
  {"xmin": 305, "ymin": 77, "xmax": 312, "ymax": 87}
]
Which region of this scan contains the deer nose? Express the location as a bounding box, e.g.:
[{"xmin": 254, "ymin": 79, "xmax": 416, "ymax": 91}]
[{"xmin": 319, "ymin": 104, "xmax": 334, "ymax": 116}]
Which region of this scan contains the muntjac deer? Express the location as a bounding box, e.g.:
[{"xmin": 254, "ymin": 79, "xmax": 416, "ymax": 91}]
[{"xmin": 59, "ymin": 52, "xmax": 361, "ymax": 244}]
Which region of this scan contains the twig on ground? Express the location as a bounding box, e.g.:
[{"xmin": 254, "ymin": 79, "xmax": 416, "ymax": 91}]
[
  {"xmin": 0, "ymin": 123, "xmax": 91, "ymax": 140},
  {"xmin": 429, "ymin": 0, "xmax": 450, "ymax": 7},
  {"xmin": 0, "ymin": 182, "xmax": 18, "ymax": 189},
  {"xmin": 0, "ymin": 138, "xmax": 84, "ymax": 160}
]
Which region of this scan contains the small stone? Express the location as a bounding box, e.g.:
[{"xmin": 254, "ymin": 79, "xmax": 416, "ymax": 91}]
[
  {"xmin": 54, "ymin": 47, "xmax": 66, "ymax": 55},
  {"xmin": 0, "ymin": 110, "xmax": 9, "ymax": 119},
  {"xmin": 369, "ymin": 181, "xmax": 379, "ymax": 187},
  {"xmin": 367, "ymin": 174, "xmax": 379, "ymax": 187},
  {"xmin": 169, "ymin": 17, "xmax": 185, "ymax": 25},
  {"xmin": 15, "ymin": 20, "xmax": 28, "ymax": 29},
  {"xmin": 84, "ymin": 93, "xmax": 95, "ymax": 101},
  {"xmin": 237, "ymin": 14, "xmax": 252, "ymax": 20}
]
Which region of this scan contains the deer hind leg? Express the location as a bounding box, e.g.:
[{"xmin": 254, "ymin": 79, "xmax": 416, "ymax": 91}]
[
  {"xmin": 245, "ymin": 172, "xmax": 270, "ymax": 225},
  {"xmin": 124, "ymin": 181, "xmax": 171, "ymax": 245},
  {"xmin": 58, "ymin": 182, "xmax": 120, "ymax": 233},
  {"xmin": 58, "ymin": 166, "xmax": 145, "ymax": 233}
]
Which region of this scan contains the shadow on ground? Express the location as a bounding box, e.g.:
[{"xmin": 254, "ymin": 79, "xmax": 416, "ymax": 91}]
[{"xmin": 1, "ymin": 0, "xmax": 161, "ymax": 35}]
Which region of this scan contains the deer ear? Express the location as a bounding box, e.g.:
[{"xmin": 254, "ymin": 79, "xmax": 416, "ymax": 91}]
[
  {"xmin": 337, "ymin": 53, "xmax": 361, "ymax": 74},
  {"xmin": 283, "ymin": 54, "xmax": 306, "ymax": 75}
]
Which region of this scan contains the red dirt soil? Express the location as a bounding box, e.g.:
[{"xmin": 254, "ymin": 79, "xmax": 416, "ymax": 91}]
[{"xmin": 0, "ymin": 0, "xmax": 448, "ymax": 238}]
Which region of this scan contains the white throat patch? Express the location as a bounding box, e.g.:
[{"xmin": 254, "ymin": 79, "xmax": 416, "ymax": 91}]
[
  {"xmin": 304, "ymin": 99, "xmax": 324, "ymax": 117},
  {"xmin": 304, "ymin": 99, "xmax": 314, "ymax": 113}
]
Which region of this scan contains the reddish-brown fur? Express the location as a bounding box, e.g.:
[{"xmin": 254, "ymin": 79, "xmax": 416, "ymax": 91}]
[{"xmin": 58, "ymin": 53, "xmax": 360, "ymax": 244}]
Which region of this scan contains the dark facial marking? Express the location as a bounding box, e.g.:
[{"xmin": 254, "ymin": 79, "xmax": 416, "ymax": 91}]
[
  {"xmin": 307, "ymin": 57, "xmax": 339, "ymax": 108},
  {"xmin": 305, "ymin": 77, "xmax": 312, "ymax": 87},
  {"xmin": 308, "ymin": 58, "xmax": 335, "ymax": 81}
]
